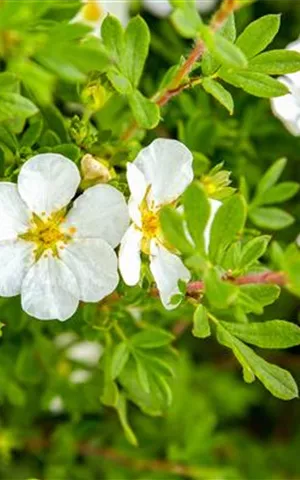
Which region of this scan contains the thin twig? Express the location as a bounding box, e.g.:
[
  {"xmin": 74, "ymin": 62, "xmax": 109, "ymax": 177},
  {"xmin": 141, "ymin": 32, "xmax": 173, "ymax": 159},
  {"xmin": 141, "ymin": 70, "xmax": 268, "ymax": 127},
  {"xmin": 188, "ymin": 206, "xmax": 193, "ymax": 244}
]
[{"xmin": 122, "ymin": 0, "xmax": 241, "ymax": 141}]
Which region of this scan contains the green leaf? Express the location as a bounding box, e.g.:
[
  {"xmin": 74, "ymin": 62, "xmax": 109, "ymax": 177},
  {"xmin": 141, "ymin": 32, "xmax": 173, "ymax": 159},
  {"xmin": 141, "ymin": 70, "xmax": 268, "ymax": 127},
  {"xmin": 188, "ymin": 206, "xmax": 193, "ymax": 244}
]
[
  {"xmin": 131, "ymin": 328, "xmax": 174, "ymax": 349},
  {"xmin": 116, "ymin": 394, "xmax": 138, "ymax": 446},
  {"xmin": 205, "ymin": 267, "xmax": 238, "ymax": 309},
  {"xmin": 20, "ymin": 115, "xmax": 43, "ymax": 148},
  {"xmin": 201, "ymin": 26, "xmax": 247, "ymax": 68},
  {"xmin": 249, "ymin": 207, "xmax": 294, "ymax": 230},
  {"xmin": 217, "ymin": 325, "xmax": 298, "ymax": 400},
  {"xmin": 135, "ymin": 355, "xmax": 151, "ymax": 393},
  {"xmin": 238, "ymin": 284, "xmax": 280, "ymax": 315},
  {"xmin": 209, "ymin": 194, "xmax": 246, "ymax": 263},
  {"xmin": 111, "ymin": 342, "xmax": 130, "ymax": 380},
  {"xmin": 219, "ymin": 69, "xmax": 288, "ymax": 98},
  {"xmin": 160, "ymin": 205, "xmax": 194, "ymax": 255},
  {"xmin": 283, "ymin": 244, "xmax": 300, "ymax": 297},
  {"xmin": 255, "ymin": 158, "xmax": 287, "ymax": 199},
  {"xmin": 128, "ymin": 90, "xmax": 160, "ymax": 129},
  {"xmin": 101, "ymin": 15, "xmax": 124, "ymax": 62},
  {"xmin": 0, "ymin": 72, "xmax": 19, "ymax": 93},
  {"xmin": 0, "ymin": 93, "xmax": 38, "ymax": 122},
  {"xmin": 107, "ymin": 69, "xmax": 133, "ymax": 95},
  {"xmin": 121, "ymin": 16, "xmax": 150, "ymax": 88},
  {"xmin": 259, "ymin": 182, "xmax": 300, "ymax": 205},
  {"xmin": 249, "ymin": 50, "xmax": 300, "ymax": 75},
  {"xmin": 192, "ymin": 305, "xmax": 211, "ymax": 338},
  {"xmin": 236, "ymin": 14, "xmax": 281, "ymax": 59},
  {"xmin": 239, "ymin": 235, "xmax": 270, "ymax": 269},
  {"xmin": 220, "ymin": 320, "xmax": 300, "ymax": 349},
  {"xmin": 202, "ymin": 78, "xmax": 234, "ymax": 115},
  {"xmin": 171, "ymin": 4, "xmax": 202, "ymax": 39},
  {"xmin": 183, "ymin": 183, "xmax": 210, "ymax": 254},
  {"xmin": 52, "ymin": 144, "xmax": 81, "ymax": 162}
]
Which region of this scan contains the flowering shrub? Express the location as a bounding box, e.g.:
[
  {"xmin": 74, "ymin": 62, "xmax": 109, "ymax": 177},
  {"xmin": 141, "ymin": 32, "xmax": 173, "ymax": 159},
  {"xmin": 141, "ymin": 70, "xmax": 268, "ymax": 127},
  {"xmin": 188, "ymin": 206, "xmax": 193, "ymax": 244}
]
[{"xmin": 0, "ymin": 0, "xmax": 300, "ymax": 478}]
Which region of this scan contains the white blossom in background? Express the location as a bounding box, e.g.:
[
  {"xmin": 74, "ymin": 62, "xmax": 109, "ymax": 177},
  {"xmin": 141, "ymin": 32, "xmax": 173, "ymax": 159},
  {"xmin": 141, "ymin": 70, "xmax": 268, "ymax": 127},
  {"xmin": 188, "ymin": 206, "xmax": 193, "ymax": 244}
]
[
  {"xmin": 144, "ymin": 0, "xmax": 218, "ymax": 17},
  {"xmin": 49, "ymin": 335, "xmax": 103, "ymax": 413},
  {"xmin": 119, "ymin": 138, "xmax": 221, "ymax": 309},
  {"xmin": 72, "ymin": 0, "xmax": 129, "ymax": 36},
  {"xmin": 271, "ymin": 38, "xmax": 300, "ymax": 136},
  {"xmin": 0, "ymin": 153, "xmax": 129, "ymax": 321}
]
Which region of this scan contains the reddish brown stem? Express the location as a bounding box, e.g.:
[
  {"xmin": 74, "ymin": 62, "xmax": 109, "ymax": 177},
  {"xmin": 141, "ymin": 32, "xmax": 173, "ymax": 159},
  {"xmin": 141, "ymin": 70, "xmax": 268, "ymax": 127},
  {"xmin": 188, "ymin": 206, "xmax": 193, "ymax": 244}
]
[
  {"xmin": 186, "ymin": 271, "xmax": 287, "ymax": 296},
  {"xmin": 122, "ymin": 0, "xmax": 241, "ymax": 141}
]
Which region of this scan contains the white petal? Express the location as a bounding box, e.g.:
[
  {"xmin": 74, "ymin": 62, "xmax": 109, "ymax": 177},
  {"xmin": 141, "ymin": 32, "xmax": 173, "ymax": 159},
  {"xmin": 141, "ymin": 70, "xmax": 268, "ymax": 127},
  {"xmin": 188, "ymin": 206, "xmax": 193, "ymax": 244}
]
[
  {"xmin": 21, "ymin": 255, "xmax": 79, "ymax": 321},
  {"xmin": 66, "ymin": 341, "xmax": 102, "ymax": 366},
  {"xmin": 196, "ymin": 0, "xmax": 218, "ymax": 13},
  {"xmin": 54, "ymin": 332, "xmax": 78, "ymax": 349},
  {"xmin": 0, "ymin": 239, "xmax": 34, "ymax": 296},
  {"xmin": 119, "ymin": 225, "xmax": 142, "ymax": 286},
  {"xmin": 133, "ymin": 138, "xmax": 193, "ymax": 206},
  {"xmin": 70, "ymin": 369, "xmax": 92, "ymax": 384},
  {"xmin": 0, "ymin": 183, "xmax": 31, "ymax": 241},
  {"xmin": 49, "ymin": 396, "xmax": 64, "ymax": 414},
  {"xmin": 102, "ymin": 0, "xmax": 129, "ymax": 26},
  {"xmin": 60, "ymin": 238, "xmax": 119, "ymax": 302},
  {"xmin": 144, "ymin": 0, "xmax": 216, "ymax": 17},
  {"xmin": 64, "ymin": 184, "xmax": 129, "ymax": 248},
  {"xmin": 127, "ymin": 162, "xmax": 148, "ymax": 204},
  {"xmin": 150, "ymin": 242, "xmax": 190, "ymax": 310},
  {"xmin": 128, "ymin": 197, "xmax": 142, "ymax": 227},
  {"xmin": 18, "ymin": 153, "xmax": 81, "ymax": 216},
  {"xmin": 204, "ymin": 199, "xmax": 222, "ymax": 252}
]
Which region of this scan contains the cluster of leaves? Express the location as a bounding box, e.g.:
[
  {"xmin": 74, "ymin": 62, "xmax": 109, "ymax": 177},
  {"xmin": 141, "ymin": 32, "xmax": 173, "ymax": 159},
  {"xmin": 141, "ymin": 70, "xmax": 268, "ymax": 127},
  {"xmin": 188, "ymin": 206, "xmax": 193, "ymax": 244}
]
[{"xmin": 0, "ymin": 0, "xmax": 300, "ymax": 479}]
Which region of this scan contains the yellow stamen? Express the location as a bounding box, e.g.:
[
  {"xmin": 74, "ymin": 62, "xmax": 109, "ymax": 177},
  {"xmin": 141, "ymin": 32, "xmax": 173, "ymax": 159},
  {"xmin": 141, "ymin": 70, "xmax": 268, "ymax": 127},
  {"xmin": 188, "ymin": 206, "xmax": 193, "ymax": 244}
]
[
  {"xmin": 19, "ymin": 209, "xmax": 74, "ymax": 261},
  {"xmin": 81, "ymin": 1, "xmax": 103, "ymax": 22}
]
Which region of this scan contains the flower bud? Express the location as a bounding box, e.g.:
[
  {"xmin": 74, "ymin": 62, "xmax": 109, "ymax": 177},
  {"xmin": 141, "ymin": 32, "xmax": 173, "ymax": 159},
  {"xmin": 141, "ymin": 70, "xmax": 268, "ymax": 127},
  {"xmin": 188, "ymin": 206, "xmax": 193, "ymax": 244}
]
[{"xmin": 81, "ymin": 153, "xmax": 115, "ymax": 183}]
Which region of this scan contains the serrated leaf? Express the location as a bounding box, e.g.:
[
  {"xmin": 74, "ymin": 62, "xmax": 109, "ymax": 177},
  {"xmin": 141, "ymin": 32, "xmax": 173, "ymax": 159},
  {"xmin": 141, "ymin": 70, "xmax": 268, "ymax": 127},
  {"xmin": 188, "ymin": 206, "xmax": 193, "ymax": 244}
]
[
  {"xmin": 249, "ymin": 50, "xmax": 300, "ymax": 75},
  {"xmin": 192, "ymin": 305, "xmax": 211, "ymax": 338},
  {"xmin": 219, "ymin": 69, "xmax": 288, "ymax": 98},
  {"xmin": 220, "ymin": 320, "xmax": 300, "ymax": 349},
  {"xmin": 249, "ymin": 207, "xmax": 294, "ymax": 230},
  {"xmin": 183, "ymin": 183, "xmax": 210, "ymax": 254},
  {"xmin": 209, "ymin": 194, "xmax": 246, "ymax": 263},
  {"xmin": 239, "ymin": 235, "xmax": 270, "ymax": 269},
  {"xmin": 160, "ymin": 205, "xmax": 194, "ymax": 255},
  {"xmin": 236, "ymin": 14, "xmax": 281, "ymax": 59},
  {"xmin": 202, "ymin": 78, "xmax": 234, "ymax": 114},
  {"xmin": 128, "ymin": 90, "xmax": 160, "ymax": 129}
]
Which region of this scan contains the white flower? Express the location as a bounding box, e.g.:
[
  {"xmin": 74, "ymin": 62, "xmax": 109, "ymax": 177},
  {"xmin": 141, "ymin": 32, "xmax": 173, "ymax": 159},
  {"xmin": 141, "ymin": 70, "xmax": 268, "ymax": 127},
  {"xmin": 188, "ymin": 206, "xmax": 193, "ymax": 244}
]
[
  {"xmin": 66, "ymin": 340, "xmax": 103, "ymax": 366},
  {"xmin": 144, "ymin": 0, "xmax": 218, "ymax": 17},
  {"xmin": 271, "ymin": 38, "xmax": 300, "ymax": 136},
  {"xmin": 119, "ymin": 138, "xmax": 194, "ymax": 309},
  {"xmin": 72, "ymin": 0, "xmax": 129, "ymax": 37},
  {"xmin": 0, "ymin": 153, "xmax": 129, "ymax": 321}
]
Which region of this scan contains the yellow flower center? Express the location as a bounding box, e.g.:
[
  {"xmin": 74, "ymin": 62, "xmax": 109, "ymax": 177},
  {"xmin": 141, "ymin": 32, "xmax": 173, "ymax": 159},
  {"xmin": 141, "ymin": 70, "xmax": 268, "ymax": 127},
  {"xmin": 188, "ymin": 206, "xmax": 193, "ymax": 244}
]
[
  {"xmin": 81, "ymin": 1, "xmax": 104, "ymax": 22},
  {"xmin": 19, "ymin": 210, "xmax": 76, "ymax": 260},
  {"xmin": 139, "ymin": 203, "xmax": 160, "ymax": 255}
]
